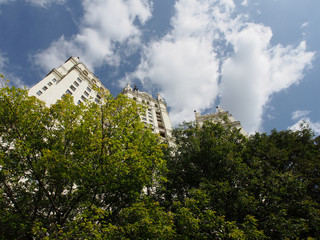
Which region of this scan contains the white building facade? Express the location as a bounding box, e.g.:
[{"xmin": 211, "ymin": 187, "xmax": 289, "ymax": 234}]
[
  {"xmin": 29, "ymin": 57, "xmax": 174, "ymax": 143},
  {"xmin": 29, "ymin": 57, "xmax": 108, "ymax": 106},
  {"xmin": 121, "ymin": 84, "xmax": 173, "ymax": 142},
  {"xmin": 195, "ymin": 107, "xmax": 248, "ymax": 136}
]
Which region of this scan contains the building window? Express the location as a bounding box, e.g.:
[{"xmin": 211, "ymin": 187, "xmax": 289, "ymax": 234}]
[
  {"xmin": 42, "ymin": 86, "xmax": 48, "ymax": 91},
  {"xmin": 155, "ymin": 104, "xmax": 158, "ymax": 108},
  {"xmin": 74, "ymin": 81, "xmax": 79, "ymax": 87},
  {"xmin": 97, "ymin": 94, "xmax": 101, "ymax": 99},
  {"xmin": 95, "ymin": 98, "xmax": 100, "ymax": 103},
  {"xmin": 77, "ymin": 77, "xmax": 82, "ymax": 83},
  {"xmin": 86, "ymin": 87, "xmax": 92, "ymax": 92},
  {"xmin": 52, "ymin": 78, "xmax": 57, "ymax": 82},
  {"xmin": 66, "ymin": 89, "xmax": 72, "ymax": 95},
  {"xmin": 48, "ymin": 82, "xmax": 53, "ymax": 86},
  {"xmin": 81, "ymin": 95, "xmax": 86, "ymax": 101},
  {"xmin": 84, "ymin": 91, "xmax": 89, "ymax": 97},
  {"xmin": 70, "ymin": 85, "xmax": 76, "ymax": 91},
  {"xmin": 36, "ymin": 90, "xmax": 42, "ymax": 96},
  {"xmin": 77, "ymin": 100, "xmax": 81, "ymax": 105}
]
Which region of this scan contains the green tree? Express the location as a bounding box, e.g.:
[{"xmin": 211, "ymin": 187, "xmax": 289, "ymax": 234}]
[
  {"xmin": 0, "ymin": 82, "xmax": 166, "ymax": 239},
  {"xmin": 244, "ymin": 129, "xmax": 320, "ymax": 239},
  {"xmin": 164, "ymin": 120, "xmax": 320, "ymax": 239}
]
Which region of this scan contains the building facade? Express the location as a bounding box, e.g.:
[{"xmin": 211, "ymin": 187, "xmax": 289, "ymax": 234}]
[
  {"xmin": 29, "ymin": 57, "xmax": 173, "ymax": 142},
  {"xmin": 194, "ymin": 106, "xmax": 248, "ymax": 136},
  {"xmin": 121, "ymin": 84, "xmax": 173, "ymax": 141},
  {"xmin": 29, "ymin": 57, "xmax": 109, "ymax": 106}
]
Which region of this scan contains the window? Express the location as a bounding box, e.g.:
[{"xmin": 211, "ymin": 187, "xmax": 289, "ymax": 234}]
[
  {"xmin": 74, "ymin": 81, "xmax": 79, "ymax": 87},
  {"xmin": 81, "ymin": 95, "xmax": 86, "ymax": 101},
  {"xmin": 42, "ymin": 86, "xmax": 48, "ymax": 91},
  {"xmin": 97, "ymin": 94, "xmax": 101, "ymax": 99},
  {"xmin": 52, "ymin": 78, "xmax": 57, "ymax": 82},
  {"xmin": 66, "ymin": 89, "xmax": 72, "ymax": 95},
  {"xmin": 95, "ymin": 98, "xmax": 100, "ymax": 103},
  {"xmin": 84, "ymin": 91, "xmax": 89, "ymax": 97},
  {"xmin": 70, "ymin": 85, "xmax": 76, "ymax": 91},
  {"xmin": 48, "ymin": 82, "xmax": 53, "ymax": 86},
  {"xmin": 77, "ymin": 100, "xmax": 81, "ymax": 105},
  {"xmin": 77, "ymin": 77, "xmax": 82, "ymax": 83},
  {"xmin": 86, "ymin": 87, "xmax": 92, "ymax": 92},
  {"xmin": 36, "ymin": 90, "xmax": 42, "ymax": 96},
  {"xmin": 155, "ymin": 104, "xmax": 158, "ymax": 108}
]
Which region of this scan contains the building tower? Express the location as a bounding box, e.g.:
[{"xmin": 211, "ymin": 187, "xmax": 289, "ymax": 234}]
[
  {"xmin": 121, "ymin": 84, "xmax": 173, "ymax": 142},
  {"xmin": 29, "ymin": 57, "xmax": 109, "ymax": 106},
  {"xmin": 194, "ymin": 106, "xmax": 248, "ymax": 136}
]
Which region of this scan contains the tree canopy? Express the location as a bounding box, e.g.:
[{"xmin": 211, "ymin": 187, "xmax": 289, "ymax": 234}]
[{"xmin": 0, "ymin": 76, "xmax": 319, "ymax": 239}]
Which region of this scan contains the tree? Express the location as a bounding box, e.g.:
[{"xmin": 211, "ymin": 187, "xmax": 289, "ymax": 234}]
[
  {"xmin": 244, "ymin": 129, "xmax": 320, "ymax": 239},
  {"xmin": 164, "ymin": 120, "xmax": 320, "ymax": 239},
  {"xmin": 0, "ymin": 82, "xmax": 166, "ymax": 239}
]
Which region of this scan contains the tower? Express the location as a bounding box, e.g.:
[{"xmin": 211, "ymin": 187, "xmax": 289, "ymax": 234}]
[
  {"xmin": 194, "ymin": 106, "xmax": 248, "ymax": 136},
  {"xmin": 121, "ymin": 84, "xmax": 173, "ymax": 142},
  {"xmin": 29, "ymin": 57, "xmax": 109, "ymax": 106}
]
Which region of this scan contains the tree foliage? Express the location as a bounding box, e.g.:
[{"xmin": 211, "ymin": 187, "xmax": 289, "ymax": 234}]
[
  {"xmin": 0, "ymin": 77, "xmax": 319, "ymax": 239},
  {"xmin": 164, "ymin": 121, "xmax": 320, "ymax": 239},
  {"xmin": 0, "ymin": 82, "xmax": 166, "ymax": 239}
]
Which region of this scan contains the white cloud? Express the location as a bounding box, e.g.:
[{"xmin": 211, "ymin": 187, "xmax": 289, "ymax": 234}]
[
  {"xmin": 0, "ymin": 52, "xmax": 7, "ymax": 68},
  {"xmin": 0, "ymin": 0, "xmax": 14, "ymax": 4},
  {"xmin": 0, "ymin": 52, "xmax": 27, "ymax": 88},
  {"xmin": 291, "ymin": 110, "xmax": 310, "ymax": 121},
  {"xmin": 289, "ymin": 118, "xmax": 320, "ymax": 136},
  {"xmin": 130, "ymin": 37, "xmax": 220, "ymax": 124},
  {"xmin": 129, "ymin": 0, "xmax": 314, "ymax": 132},
  {"xmin": 241, "ymin": 0, "xmax": 248, "ymax": 6},
  {"xmin": 220, "ymin": 25, "xmax": 314, "ymax": 132},
  {"xmin": 34, "ymin": 0, "xmax": 152, "ymax": 71},
  {"xmin": 25, "ymin": 0, "xmax": 66, "ymax": 8},
  {"xmin": 301, "ymin": 22, "xmax": 309, "ymax": 29},
  {"xmin": 289, "ymin": 110, "xmax": 320, "ymax": 136}
]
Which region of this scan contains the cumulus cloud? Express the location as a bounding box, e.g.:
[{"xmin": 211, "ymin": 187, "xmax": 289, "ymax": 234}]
[
  {"xmin": 129, "ymin": 0, "xmax": 314, "ymax": 131},
  {"xmin": 126, "ymin": 0, "xmax": 232, "ymax": 124},
  {"xmin": 34, "ymin": 0, "xmax": 152, "ymax": 71},
  {"xmin": 220, "ymin": 27, "xmax": 314, "ymax": 132}
]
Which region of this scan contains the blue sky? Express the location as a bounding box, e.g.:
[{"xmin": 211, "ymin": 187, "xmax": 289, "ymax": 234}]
[{"xmin": 0, "ymin": 0, "xmax": 319, "ymax": 134}]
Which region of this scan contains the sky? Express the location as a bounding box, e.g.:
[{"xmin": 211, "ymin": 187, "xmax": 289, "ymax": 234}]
[{"xmin": 0, "ymin": 0, "xmax": 319, "ymax": 135}]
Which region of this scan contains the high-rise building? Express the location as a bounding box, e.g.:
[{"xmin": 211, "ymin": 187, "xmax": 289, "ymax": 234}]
[
  {"xmin": 121, "ymin": 84, "xmax": 173, "ymax": 142},
  {"xmin": 29, "ymin": 57, "xmax": 109, "ymax": 106},
  {"xmin": 194, "ymin": 106, "xmax": 248, "ymax": 136},
  {"xmin": 29, "ymin": 57, "xmax": 174, "ymax": 142}
]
